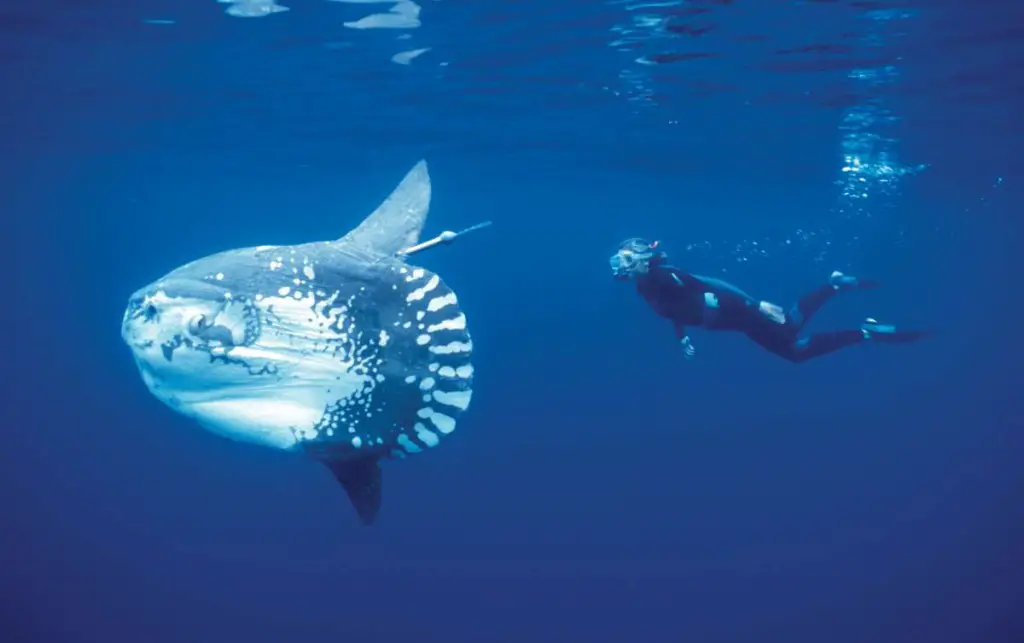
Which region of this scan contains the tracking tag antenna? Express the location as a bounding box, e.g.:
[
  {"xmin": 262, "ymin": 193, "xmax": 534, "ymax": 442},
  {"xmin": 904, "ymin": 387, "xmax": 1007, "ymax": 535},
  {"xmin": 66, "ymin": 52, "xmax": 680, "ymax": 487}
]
[{"xmin": 396, "ymin": 220, "xmax": 492, "ymax": 257}]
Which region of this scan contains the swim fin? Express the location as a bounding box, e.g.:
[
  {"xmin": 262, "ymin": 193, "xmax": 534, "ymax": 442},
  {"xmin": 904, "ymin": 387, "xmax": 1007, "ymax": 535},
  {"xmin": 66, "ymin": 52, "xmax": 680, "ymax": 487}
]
[{"xmin": 861, "ymin": 318, "xmax": 929, "ymax": 343}]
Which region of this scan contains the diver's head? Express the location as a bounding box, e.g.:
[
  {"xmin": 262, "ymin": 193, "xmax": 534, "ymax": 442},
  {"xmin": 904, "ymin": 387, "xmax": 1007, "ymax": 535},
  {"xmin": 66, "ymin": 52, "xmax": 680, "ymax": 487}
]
[{"xmin": 610, "ymin": 237, "xmax": 665, "ymax": 280}]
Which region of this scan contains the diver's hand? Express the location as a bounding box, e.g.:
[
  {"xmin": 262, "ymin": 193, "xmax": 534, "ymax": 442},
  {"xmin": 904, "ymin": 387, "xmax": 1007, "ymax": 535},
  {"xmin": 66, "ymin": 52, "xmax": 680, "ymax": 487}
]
[{"xmin": 680, "ymin": 336, "xmax": 696, "ymax": 359}]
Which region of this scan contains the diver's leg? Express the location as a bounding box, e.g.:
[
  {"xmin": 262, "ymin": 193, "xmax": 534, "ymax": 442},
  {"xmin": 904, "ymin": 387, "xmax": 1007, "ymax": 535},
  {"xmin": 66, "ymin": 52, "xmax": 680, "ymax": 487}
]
[
  {"xmin": 773, "ymin": 319, "xmax": 927, "ymax": 363},
  {"xmin": 781, "ymin": 331, "xmax": 866, "ymax": 363},
  {"xmin": 743, "ymin": 322, "xmax": 861, "ymax": 363},
  {"xmin": 787, "ymin": 270, "xmax": 879, "ymax": 329}
]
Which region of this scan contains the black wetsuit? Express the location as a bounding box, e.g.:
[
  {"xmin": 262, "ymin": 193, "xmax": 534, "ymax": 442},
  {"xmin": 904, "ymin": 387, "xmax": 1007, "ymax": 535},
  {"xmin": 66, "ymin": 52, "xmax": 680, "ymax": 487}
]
[{"xmin": 635, "ymin": 264, "xmax": 866, "ymax": 363}]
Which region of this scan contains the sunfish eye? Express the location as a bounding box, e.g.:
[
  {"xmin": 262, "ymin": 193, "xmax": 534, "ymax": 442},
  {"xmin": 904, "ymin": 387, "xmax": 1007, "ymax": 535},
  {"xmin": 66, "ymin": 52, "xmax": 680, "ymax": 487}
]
[
  {"xmin": 144, "ymin": 304, "xmax": 158, "ymax": 321},
  {"xmin": 187, "ymin": 314, "xmax": 211, "ymax": 336},
  {"xmin": 186, "ymin": 312, "xmax": 238, "ymax": 347}
]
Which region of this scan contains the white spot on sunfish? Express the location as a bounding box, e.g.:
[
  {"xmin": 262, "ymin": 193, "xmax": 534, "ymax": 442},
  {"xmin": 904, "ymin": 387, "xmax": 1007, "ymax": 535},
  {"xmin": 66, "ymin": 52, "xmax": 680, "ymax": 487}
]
[
  {"xmin": 344, "ymin": 0, "xmax": 422, "ymax": 30},
  {"xmin": 398, "ymin": 433, "xmax": 421, "ymax": 453},
  {"xmin": 406, "ymin": 274, "xmax": 440, "ymax": 302},
  {"xmin": 438, "ymin": 366, "xmax": 456, "ymax": 378},
  {"xmin": 431, "ymin": 412, "xmax": 456, "ymax": 434},
  {"xmin": 427, "ymin": 293, "xmax": 457, "ymax": 312},
  {"xmin": 406, "ymin": 268, "xmax": 425, "ymax": 282},
  {"xmin": 270, "ymin": 260, "xmax": 283, "ymax": 271},
  {"xmin": 379, "ymin": 330, "xmax": 390, "ymax": 346},
  {"xmin": 427, "ymin": 314, "xmax": 466, "ymax": 333},
  {"xmin": 419, "ymin": 377, "xmax": 435, "ymax": 390},
  {"xmin": 432, "ymin": 389, "xmax": 472, "ymax": 410},
  {"xmin": 215, "ymin": 272, "xmax": 224, "ymax": 281},
  {"xmin": 352, "ymin": 436, "xmax": 363, "ymax": 448},
  {"xmin": 429, "ymin": 341, "xmax": 472, "ymax": 355},
  {"xmin": 456, "ymin": 365, "xmax": 473, "ymax": 378},
  {"xmin": 404, "ymin": 375, "xmax": 416, "ymax": 384},
  {"xmin": 277, "ymin": 286, "xmax": 290, "ymax": 296},
  {"xmin": 402, "ymin": 321, "xmax": 412, "ymax": 329},
  {"xmin": 418, "ymin": 407, "xmax": 456, "ymax": 434},
  {"xmin": 428, "ymin": 363, "xmax": 440, "ymax": 372},
  {"xmin": 392, "ymin": 47, "xmax": 431, "ymax": 66},
  {"xmin": 226, "ymin": 1, "xmax": 290, "ymax": 18},
  {"xmin": 416, "ymin": 334, "xmax": 431, "ymax": 345},
  {"xmin": 416, "ymin": 311, "xmax": 425, "ymax": 321},
  {"xmin": 303, "ymin": 265, "xmax": 315, "ymax": 280},
  {"xmin": 415, "ymin": 423, "xmax": 439, "ymax": 447}
]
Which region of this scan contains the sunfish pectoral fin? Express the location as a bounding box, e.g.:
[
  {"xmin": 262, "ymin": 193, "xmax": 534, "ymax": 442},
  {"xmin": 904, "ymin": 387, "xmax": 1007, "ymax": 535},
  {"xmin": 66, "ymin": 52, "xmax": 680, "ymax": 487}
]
[
  {"xmin": 336, "ymin": 159, "xmax": 431, "ymax": 259},
  {"xmin": 324, "ymin": 457, "xmax": 383, "ymax": 526}
]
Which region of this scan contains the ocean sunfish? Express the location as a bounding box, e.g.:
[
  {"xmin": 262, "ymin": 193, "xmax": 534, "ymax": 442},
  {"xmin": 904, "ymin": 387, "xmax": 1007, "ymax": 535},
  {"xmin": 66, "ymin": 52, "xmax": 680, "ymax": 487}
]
[{"xmin": 120, "ymin": 160, "xmax": 474, "ymax": 525}]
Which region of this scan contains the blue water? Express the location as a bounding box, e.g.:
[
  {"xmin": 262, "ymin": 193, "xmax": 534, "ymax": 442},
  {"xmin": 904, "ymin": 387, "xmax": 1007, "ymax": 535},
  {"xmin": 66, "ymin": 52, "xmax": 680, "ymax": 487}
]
[{"xmin": 4, "ymin": 1, "xmax": 1023, "ymax": 641}]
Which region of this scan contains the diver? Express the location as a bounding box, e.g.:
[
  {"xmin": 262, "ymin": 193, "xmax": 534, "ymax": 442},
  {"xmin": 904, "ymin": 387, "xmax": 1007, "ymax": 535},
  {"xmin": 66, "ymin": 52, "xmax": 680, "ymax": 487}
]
[{"xmin": 610, "ymin": 238, "xmax": 928, "ymax": 363}]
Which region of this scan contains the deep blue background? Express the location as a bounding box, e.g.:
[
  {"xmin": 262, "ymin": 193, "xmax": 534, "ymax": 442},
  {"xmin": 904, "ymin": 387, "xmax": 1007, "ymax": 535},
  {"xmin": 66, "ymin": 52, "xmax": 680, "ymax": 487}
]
[{"xmin": 4, "ymin": 1, "xmax": 1023, "ymax": 642}]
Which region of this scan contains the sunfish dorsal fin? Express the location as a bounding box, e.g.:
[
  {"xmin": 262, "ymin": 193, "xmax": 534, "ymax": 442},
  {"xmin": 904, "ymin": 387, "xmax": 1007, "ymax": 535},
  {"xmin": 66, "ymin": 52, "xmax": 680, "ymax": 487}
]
[{"xmin": 337, "ymin": 159, "xmax": 431, "ymax": 260}]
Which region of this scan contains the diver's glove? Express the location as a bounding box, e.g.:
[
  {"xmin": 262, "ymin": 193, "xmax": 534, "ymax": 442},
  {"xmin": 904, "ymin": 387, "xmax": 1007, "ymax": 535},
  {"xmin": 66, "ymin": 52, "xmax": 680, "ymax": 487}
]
[{"xmin": 680, "ymin": 336, "xmax": 696, "ymax": 359}]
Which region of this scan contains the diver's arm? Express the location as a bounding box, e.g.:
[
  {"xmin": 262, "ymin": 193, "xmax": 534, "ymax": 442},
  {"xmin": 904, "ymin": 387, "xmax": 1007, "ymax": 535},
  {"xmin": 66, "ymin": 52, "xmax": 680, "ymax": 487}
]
[
  {"xmin": 650, "ymin": 266, "xmax": 697, "ymax": 358},
  {"xmin": 672, "ymin": 320, "xmax": 687, "ymax": 341}
]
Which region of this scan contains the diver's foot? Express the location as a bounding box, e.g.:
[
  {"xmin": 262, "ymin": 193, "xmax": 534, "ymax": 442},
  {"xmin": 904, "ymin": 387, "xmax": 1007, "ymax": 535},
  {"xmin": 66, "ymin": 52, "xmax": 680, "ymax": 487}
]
[
  {"xmin": 830, "ymin": 270, "xmax": 879, "ymax": 291},
  {"xmin": 861, "ymin": 318, "xmax": 929, "ymax": 343}
]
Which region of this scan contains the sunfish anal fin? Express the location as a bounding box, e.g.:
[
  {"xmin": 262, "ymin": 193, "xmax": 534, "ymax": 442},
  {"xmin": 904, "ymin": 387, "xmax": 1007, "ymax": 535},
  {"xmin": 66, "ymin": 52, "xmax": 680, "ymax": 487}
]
[
  {"xmin": 336, "ymin": 159, "xmax": 431, "ymax": 260},
  {"xmin": 325, "ymin": 457, "xmax": 383, "ymax": 526}
]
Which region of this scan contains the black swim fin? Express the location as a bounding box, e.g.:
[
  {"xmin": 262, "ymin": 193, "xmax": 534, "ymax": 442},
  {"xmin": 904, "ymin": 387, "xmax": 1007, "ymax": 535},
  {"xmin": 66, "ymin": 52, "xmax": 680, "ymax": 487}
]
[
  {"xmin": 861, "ymin": 318, "xmax": 930, "ymax": 343},
  {"xmin": 324, "ymin": 457, "xmax": 382, "ymax": 526}
]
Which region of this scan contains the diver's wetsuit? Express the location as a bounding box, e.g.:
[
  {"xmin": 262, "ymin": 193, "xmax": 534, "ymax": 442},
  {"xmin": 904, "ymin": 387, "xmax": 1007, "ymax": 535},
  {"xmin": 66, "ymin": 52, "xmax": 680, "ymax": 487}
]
[{"xmin": 635, "ymin": 264, "xmax": 865, "ymax": 363}]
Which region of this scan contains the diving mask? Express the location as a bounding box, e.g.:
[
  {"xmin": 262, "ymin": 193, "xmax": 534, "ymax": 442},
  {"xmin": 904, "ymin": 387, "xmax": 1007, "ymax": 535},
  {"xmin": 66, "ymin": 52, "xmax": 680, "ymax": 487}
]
[{"xmin": 610, "ymin": 238, "xmax": 660, "ymax": 279}]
